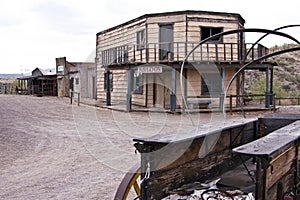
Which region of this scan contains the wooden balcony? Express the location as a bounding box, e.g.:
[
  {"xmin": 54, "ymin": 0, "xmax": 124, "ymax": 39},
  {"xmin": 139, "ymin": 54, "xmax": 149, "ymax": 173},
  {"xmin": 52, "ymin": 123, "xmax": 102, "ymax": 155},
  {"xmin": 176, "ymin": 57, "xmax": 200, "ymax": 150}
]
[{"xmin": 101, "ymin": 42, "xmax": 269, "ymax": 66}]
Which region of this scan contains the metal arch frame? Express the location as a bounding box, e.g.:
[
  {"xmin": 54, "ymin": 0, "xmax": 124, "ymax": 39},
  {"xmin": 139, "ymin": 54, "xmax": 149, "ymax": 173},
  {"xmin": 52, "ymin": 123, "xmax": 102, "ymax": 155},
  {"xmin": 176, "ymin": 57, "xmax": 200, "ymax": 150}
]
[
  {"xmin": 241, "ymin": 25, "xmax": 300, "ymax": 65},
  {"xmin": 223, "ymin": 46, "xmax": 300, "ymax": 113},
  {"xmin": 237, "ymin": 25, "xmax": 300, "ymax": 117},
  {"xmin": 180, "ymin": 28, "xmax": 300, "ymax": 125}
]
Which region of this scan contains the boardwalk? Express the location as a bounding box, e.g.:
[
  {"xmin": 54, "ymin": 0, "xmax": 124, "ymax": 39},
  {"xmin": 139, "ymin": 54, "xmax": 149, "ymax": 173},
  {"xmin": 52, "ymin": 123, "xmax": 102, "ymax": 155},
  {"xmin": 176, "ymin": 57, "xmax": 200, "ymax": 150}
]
[{"xmin": 0, "ymin": 95, "xmax": 298, "ymax": 199}]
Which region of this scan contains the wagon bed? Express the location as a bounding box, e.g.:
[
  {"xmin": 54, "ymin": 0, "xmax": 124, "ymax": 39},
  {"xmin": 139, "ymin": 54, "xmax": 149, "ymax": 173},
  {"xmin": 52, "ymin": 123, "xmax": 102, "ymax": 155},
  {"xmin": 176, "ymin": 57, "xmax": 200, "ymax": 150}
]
[{"xmin": 115, "ymin": 114, "xmax": 300, "ymax": 200}]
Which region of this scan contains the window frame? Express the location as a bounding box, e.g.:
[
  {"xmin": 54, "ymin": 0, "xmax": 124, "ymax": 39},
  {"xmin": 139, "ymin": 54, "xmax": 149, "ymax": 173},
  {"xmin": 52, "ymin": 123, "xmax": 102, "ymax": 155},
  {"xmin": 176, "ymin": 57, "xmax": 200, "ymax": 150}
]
[
  {"xmin": 136, "ymin": 29, "xmax": 146, "ymax": 50},
  {"xmin": 75, "ymin": 78, "xmax": 79, "ymax": 85},
  {"xmin": 132, "ymin": 70, "xmax": 143, "ymax": 94},
  {"xmin": 200, "ymin": 26, "xmax": 224, "ymax": 43}
]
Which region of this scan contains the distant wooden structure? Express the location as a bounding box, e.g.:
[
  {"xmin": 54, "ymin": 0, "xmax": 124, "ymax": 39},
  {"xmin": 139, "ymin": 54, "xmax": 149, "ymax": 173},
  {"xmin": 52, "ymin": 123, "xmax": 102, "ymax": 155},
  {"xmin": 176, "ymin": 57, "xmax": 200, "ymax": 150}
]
[
  {"xmin": 56, "ymin": 57, "xmax": 96, "ymax": 100},
  {"xmin": 17, "ymin": 68, "xmax": 57, "ymax": 96},
  {"xmin": 96, "ymin": 10, "xmax": 275, "ymax": 112}
]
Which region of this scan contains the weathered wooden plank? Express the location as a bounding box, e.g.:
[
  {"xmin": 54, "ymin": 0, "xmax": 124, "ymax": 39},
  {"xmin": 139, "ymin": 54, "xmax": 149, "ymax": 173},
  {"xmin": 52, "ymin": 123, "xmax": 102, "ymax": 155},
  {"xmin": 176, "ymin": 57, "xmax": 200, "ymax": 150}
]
[
  {"xmin": 147, "ymin": 14, "xmax": 185, "ymax": 24},
  {"xmin": 266, "ymin": 146, "xmax": 295, "ymax": 188},
  {"xmin": 134, "ymin": 118, "xmax": 256, "ymax": 144},
  {"xmin": 260, "ymin": 114, "xmax": 300, "ymax": 135},
  {"xmin": 233, "ymin": 121, "xmax": 300, "ymax": 157},
  {"xmin": 266, "ymin": 168, "xmax": 294, "ymax": 200}
]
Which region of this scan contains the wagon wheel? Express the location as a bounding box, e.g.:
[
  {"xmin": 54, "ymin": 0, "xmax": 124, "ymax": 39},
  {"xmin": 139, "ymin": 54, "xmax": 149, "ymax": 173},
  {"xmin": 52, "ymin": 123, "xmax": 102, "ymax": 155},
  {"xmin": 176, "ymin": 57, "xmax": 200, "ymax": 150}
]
[
  {"xmin": 201, "ymin": 188, "xmax": 234, "ymax": 200},
  {"xmin": 114, "ymin": 163, "xmax": 141, "ymax": 200}
]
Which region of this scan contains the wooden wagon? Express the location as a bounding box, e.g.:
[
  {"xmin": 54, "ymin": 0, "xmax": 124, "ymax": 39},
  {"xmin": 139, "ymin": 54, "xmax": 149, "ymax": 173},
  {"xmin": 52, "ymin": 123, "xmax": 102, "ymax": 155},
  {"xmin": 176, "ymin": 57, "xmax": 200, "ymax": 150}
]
[{"xmin": 115, "ymin": 114, "xmax": 300, "ymax": 200}]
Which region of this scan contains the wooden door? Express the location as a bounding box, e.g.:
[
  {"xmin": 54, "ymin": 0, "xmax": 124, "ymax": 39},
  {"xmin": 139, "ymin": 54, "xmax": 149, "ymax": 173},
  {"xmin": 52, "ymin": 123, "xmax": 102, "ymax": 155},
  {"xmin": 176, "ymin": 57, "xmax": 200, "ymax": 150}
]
[
  {"xmin": 153, "ymin": 73, "xmax": 171, "ymax": 108},
  {"xmin": 159, "ymin": 24, "xmax": 174, "ymax": 61}
]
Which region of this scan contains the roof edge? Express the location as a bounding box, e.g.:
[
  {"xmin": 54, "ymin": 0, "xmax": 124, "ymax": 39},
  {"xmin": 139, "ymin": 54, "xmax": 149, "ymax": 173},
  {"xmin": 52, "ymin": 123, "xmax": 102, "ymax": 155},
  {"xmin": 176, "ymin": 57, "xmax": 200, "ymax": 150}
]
[{"xmin": 96, "ymin": 10, "xmax": 245, "ymax": 36}]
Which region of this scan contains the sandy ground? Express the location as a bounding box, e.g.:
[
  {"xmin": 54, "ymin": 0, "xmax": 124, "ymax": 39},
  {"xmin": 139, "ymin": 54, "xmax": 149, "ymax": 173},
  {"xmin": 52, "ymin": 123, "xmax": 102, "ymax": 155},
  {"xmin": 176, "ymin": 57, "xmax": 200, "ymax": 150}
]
[{"xmin": 0, "ymin": 95, "xmax": 299, "ymax": 199}]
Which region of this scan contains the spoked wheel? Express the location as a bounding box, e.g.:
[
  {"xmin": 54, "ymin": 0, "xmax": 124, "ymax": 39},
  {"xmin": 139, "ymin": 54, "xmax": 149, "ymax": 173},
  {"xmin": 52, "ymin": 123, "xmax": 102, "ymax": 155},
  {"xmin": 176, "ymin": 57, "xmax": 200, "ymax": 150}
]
[
  {"xmin": 201, "ymin": 189, "xmax": 234, "ymax": 200},
  {"xmin": 114, "ymin": 163, "xmax": 141, "ymax": 200}
]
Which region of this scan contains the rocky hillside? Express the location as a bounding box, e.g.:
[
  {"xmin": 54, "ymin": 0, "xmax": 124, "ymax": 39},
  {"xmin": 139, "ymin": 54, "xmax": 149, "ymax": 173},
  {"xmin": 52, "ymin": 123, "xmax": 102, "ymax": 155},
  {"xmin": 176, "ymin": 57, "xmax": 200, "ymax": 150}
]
[{"xmin": 245, "ymin": 44, "xmax": 300, "ymax": 97}]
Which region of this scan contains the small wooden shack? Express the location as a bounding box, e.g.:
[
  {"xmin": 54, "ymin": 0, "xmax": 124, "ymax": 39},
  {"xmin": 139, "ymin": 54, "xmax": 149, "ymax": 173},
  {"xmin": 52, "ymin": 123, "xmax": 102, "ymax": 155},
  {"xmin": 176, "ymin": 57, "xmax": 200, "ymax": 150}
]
[
  {"xmin": 17, "ymin": 68, "xmax": 57, "ymax": 96},
  {"xmin": 96, "ymin": 10, "xmax": 275, "ymax": 112}
]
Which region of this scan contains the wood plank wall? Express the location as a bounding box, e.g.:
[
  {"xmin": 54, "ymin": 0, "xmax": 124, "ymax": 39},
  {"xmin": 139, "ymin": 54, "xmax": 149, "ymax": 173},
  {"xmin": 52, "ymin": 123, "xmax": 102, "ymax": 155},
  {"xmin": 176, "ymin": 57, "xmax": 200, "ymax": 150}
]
[{"xmin": 96, "ymin": 12, "xmax": 242, "ymax": 104}]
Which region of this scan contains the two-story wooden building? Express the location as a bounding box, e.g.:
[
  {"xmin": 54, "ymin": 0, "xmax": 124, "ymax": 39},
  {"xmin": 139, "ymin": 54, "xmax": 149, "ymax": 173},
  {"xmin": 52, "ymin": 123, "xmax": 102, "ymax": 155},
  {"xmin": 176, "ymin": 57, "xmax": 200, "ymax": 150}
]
[{"xmin": 96, "ymin": 10, "xmax": 274, "ymax": 112}]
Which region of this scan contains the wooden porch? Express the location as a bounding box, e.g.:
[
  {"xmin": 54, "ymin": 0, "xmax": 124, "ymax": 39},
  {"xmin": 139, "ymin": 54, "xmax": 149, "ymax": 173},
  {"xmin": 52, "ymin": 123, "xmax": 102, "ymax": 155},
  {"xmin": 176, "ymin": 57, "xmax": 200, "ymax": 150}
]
[{"xmin": 101, "ymin": 42, "xmax": 269, "ymax": 66}]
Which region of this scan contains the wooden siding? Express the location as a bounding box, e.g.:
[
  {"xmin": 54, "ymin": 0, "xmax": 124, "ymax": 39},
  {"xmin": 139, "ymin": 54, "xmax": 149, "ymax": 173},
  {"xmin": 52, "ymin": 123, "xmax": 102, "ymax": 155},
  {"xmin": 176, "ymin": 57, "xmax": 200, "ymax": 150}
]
[
  {"xmin": 96, "ymin": 12, "xmax": 243, "ymax": 70},
  {"xmin": 97, "ymin": 69, "xmax": 128, "ymax": 104},
  {"xmin": 96, "ymin": 11, "xmax": 245, "ymax": 101},
  {"xmin": 97, "ymin": 65, "xmax": 241, "ymax": 108}
]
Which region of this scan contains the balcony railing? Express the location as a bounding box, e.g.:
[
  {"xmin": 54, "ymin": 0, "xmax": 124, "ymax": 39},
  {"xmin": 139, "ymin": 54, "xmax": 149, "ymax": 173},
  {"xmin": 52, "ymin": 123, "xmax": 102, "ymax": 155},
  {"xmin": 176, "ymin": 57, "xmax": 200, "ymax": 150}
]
[{"xmin": 101, "ymin": 42, "xmax": 269, "ymax": 66}]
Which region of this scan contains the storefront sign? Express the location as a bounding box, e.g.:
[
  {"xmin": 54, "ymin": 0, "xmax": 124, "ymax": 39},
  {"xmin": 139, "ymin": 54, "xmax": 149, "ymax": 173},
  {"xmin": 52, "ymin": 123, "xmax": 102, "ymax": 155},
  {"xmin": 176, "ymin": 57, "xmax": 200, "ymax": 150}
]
[
  {"xmin": 57, "ymin": 65, "xmax": 64, "ymax": 72},
  {"xmin": 137, "ymin": 66, "xmax": 162, "ymax": 74}
]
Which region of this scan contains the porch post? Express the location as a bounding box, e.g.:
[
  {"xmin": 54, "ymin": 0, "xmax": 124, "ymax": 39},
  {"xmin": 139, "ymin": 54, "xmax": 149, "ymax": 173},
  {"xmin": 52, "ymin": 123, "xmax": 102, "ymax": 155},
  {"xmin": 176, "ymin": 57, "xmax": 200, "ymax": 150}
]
[
  {"xmin": 270, "ymin": 67, "xmax": 274, "ymax": 105},
  {"xmin": 106, "ymin": 71, "xmax": 111, "ymax": 106},
  {"xmin": 219, "ymin": 67, "xmax": 225, "ymax": 110},
  {"xmin": 126, "ymin": 69, "xmax": 132, "ymax": 111},
  {"xmin": 265, "ymin": 66, "xmax": 270, "ymax": 108},
  {"xmin": 145, "ymin": 74, "xmax": 148, "ymax": 107},
  {"xmin": 170, "ymin": 67, "xmax": 176, "ymax": 112},
  {"xmin": 182, "ymin": 68, "xmax": 188, "ymax": 111}
]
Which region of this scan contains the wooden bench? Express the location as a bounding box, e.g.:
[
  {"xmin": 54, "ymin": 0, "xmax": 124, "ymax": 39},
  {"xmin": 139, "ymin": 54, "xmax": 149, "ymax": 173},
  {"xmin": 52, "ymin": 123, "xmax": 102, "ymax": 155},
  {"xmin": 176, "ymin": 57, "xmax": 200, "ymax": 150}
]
[{"xmin": 187, "ymin": 99, "xmax": 213, "ymax": 109}]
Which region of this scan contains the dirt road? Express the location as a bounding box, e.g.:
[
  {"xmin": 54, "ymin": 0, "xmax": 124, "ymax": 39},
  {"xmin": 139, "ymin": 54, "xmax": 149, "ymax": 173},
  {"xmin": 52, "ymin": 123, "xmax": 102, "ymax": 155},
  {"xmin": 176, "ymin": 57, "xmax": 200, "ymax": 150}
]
[
  {"xmin": 0, "ymin": 95, "xmax": 299, "ymax": 199},
  {"xmin": 0, "ymin": 95, "xmax": 199, "ymax": 199}
]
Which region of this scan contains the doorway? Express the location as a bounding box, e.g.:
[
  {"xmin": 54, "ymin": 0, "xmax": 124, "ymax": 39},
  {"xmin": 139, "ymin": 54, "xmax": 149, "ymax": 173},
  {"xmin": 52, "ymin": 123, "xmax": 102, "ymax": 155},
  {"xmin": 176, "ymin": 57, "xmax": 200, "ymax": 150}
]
[
  {"xmin": 159, "ymin": 24, "xmax": 174, "ymax": 61},
  {"xmin": 153, "ymin": 72, "xmax": 171, "ymax": 108}
]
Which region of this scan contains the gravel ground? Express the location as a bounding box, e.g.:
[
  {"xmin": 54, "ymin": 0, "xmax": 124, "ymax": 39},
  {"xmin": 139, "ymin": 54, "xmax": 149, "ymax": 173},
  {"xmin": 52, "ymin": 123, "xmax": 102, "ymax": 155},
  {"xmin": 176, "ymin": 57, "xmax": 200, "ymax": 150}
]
[{"xmin": 0, "ymin": 95, "xmax": 299, "ymax": 199}]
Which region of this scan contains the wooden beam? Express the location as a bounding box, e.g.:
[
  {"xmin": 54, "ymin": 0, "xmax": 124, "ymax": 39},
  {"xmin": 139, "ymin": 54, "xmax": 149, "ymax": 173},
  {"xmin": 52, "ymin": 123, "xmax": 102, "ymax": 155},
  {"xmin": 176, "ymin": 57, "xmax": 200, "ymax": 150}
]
[{"xmin": 126, "ymin": 69, "xmax": 132, "ymax": 111}]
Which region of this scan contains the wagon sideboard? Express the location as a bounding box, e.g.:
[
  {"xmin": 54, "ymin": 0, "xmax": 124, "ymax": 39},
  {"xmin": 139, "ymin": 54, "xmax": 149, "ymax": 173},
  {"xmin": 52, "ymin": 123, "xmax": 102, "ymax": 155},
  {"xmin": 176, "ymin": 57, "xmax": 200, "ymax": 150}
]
[
  {"xmin": 133, "ymin": 118, "xmax": 258, "ymax": 199},
  {"xmin": 133, "ymin": 114, "xmax": 300, "ymax": 200},
  {"xmin": 234, "ymin": 120, "xmax": 300, "ymax": 200}
]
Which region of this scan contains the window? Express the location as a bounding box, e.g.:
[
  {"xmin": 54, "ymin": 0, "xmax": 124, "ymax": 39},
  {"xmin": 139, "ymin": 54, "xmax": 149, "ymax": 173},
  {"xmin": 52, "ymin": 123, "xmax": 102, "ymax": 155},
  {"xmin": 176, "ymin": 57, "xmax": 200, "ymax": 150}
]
[
  {"xmin": 137, "ymin": 30, "xmax": 145, "ymax": 50},
  {"xmin": 201, "ymin": 73, "xmax": 222, "ymax": 96},
  {"xmin": 102, "ymin": 45, "xmax": 129, "ymax": 65},
  {"xmin": 104, "ymin": 72, "xmax": 113, "ymax": 91},
  {"xmin": 132, "ymin": 70, "xmax": 143, "ymax": 94},
  {"xmin": 201, "ymin": 26, "xmax": 223, "ymax": 42}
]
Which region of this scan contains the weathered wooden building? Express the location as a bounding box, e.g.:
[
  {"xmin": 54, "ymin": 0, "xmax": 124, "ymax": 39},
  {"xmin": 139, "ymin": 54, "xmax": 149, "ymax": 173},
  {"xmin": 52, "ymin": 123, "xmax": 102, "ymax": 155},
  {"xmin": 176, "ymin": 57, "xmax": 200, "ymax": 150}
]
[
  {"xmin": 96, "ymin": 10, "xmax": 274, "ymax": 111},
  {"xmin": 17, "ymin": 68, "xmax": 57, "ymax": 96},
  {"xmin": 56, "ymin": 57, "xmax": 96, "ymax": 100}
]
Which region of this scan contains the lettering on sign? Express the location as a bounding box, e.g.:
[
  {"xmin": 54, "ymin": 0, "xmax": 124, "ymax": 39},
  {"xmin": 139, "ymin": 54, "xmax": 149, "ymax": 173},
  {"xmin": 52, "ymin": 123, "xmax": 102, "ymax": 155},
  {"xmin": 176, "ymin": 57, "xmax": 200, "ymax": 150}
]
[{"xmin": 137, "ymin": 66, "xmax": 162, "ymax": 74}]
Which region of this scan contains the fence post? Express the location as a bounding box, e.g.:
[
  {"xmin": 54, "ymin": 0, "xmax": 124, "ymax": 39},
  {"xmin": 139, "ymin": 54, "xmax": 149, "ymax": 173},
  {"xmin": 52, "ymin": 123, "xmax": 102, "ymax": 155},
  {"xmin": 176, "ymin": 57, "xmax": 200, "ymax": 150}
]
[
  {"xmin": 78, "ymin": 93, "xmax": 80, "ymax": 106},
  {"xmin": 272, "ymin": 93, "xmax": 276, "ymax": 112},
  {"xmin": 70, "ymin": 91, "xmax": 73, "ymax": 104}
]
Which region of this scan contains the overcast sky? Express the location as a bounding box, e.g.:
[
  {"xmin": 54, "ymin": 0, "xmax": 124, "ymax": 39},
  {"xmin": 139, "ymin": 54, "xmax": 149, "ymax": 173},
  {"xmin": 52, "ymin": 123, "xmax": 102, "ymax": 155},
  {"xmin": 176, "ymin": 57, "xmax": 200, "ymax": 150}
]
[{"xmin": 0, "ymin": 0, "xmax": 299, "ymax": 74}]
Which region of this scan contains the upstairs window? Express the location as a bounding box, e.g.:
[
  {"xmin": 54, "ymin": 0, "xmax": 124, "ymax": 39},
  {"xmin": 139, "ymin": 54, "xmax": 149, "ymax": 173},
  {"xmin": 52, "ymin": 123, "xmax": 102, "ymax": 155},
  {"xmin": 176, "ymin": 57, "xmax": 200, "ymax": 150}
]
[
  {"xmin": 137, "ymin": 30, "xmax": 145, "ymax": 50},
  {"xmin": 201, "ymin": 26, "xmax": 223, "ymax": 42}
]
